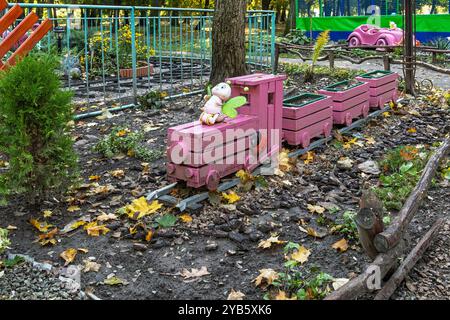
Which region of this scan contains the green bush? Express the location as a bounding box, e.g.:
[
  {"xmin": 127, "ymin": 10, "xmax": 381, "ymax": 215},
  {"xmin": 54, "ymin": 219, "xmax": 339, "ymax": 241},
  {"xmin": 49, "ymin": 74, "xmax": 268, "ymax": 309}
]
[
  {"xmin": 94, "ymin": 126, "xmax": 164, "ymax": 162},
  {"xmin": 0, "ymin": 54, "xmax": 78, "ymax": 206}
]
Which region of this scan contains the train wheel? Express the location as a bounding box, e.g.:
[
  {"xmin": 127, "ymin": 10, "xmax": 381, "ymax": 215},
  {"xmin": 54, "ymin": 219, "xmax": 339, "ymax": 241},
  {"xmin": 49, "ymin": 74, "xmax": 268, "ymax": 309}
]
[
  {"xmin": 362, "ymin": 104, "xmax": 369, "ymax": 118},
  {"xmin": 323, "ymin": 122, "xmax": 332, "ymax": 137},
  {"xmin": 206, "ymin": 170, "xmax": 220, "ymax": 191},
  {"xmin": 345, "ymin": 113, "xmax": 353, "ymax": 127},
  {"xmin": 301, "ymin": 132, "xmax": 310, "ymax": 148}
]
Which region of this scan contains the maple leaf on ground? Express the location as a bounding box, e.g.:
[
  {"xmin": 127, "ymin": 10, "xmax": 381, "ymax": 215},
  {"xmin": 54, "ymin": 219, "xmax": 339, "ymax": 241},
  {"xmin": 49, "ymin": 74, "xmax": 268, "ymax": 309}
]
[
  {"xmin": 181, "ymin": 266, "xmax": 210, "ymax": 279},
  {"xmin": 60, "ymin": 248, "xmax": 78, "ymax": 266},
  {"xmin": 302, "ymin": 151, "xmax": 315, "ymax": 165},
  {"xmin": 83, "ymin": 260, "xmax": 101, "ymax": 273},
  {"xmin": 179, "ymin": 213, "xmax": 193, "ymax": 223},
  {"xmin": 42, "ymin": 210, "xmax": 53, "ymax": 218},
  {"xmin": 275, "ymin": 290, "xmax": 297, "ymax": 300},
  {"xmin": 227, "ymin": 289, "xmax": 245, "ymax": 300},
  {"xmin": 289, "ymin": 246, "xmax": 311, "ymax": 264},
  {"xmin": 37, "ymin": 228, "xmax": 58, "ymax": 246},
  {"xmin": 123, "ymin": 197, "xmax": 163, "ymax": 219},
  {"xmin": 60, "ymin": 216, "xmax": 90, "ymax": 234},
  {"xmin": 307, "ymin": 204, "xmax": 325, "ymax": 214},
  {"xmin": 331, "ymin": 238, "xmax": 349, "ymax": 252},
  {"xmin": 258, "ymin": 235, "xmax": 286, "ymax": 249},
  {"xmin": 110, "ymin": 169, "xmax": 125, "ymax": 179},
  {"xmin": 222, "ymin": 191, "xmax": 240, "ymax": 204},
  {"xmin": 89, "ymin": 175, "xmax": 101, "ymax": 182},
  {"xmin": 30, "ymin": 219, "xmax": 54, "ymax": 233},
  {"xmin": 84, "ymin": 221, "xmax": 110, "ymax": 237},
  {"xmin": 253, "ymin": 268, "xmax": 279, "ymax": 288}
]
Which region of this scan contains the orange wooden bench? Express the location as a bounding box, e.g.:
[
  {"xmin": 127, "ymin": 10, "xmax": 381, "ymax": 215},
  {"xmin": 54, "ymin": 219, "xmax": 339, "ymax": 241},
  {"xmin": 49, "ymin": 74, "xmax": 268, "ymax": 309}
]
[{"xmin": 0, "ymin": 0, "xmax": 53, "ymax": 70}]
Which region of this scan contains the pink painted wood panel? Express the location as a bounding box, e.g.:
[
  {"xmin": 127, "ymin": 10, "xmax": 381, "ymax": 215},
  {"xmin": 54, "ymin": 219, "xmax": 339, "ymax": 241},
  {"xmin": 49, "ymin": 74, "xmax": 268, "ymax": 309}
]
[
  {"xmin": 283, "ymin": 118, "xmax": 332, "ymax": 147},
  {"xmin": 282, "ymin": 107, "xmax": 333, "ymax": 131},
  {"xmin": 318, "ymin": 82, "xmax": 369, "ymax": 102},
  {"xmin": 283, "ymin": 96, "xmax": 332, "ymax": 119},
  {"xmin": 169, "ymin": 133, "xmax": 257, "ymax": 168},
  {"xmin": 332, "ymin": 100, "xmax": 367, "ymax": 126},
  {"xmin": 356, "ymin": 72, "xmax": 398, "ymax": 87},
  {"xmin": 168, "ymin": 115, "xmax": 257, "ymax": 153},
  {"xmin": 330, "ymin": 91, "xmax": 370, "ymax": 112},
  {"xmin": 369, "ymin": 89, "xmax": 398, "ymax": 109}
]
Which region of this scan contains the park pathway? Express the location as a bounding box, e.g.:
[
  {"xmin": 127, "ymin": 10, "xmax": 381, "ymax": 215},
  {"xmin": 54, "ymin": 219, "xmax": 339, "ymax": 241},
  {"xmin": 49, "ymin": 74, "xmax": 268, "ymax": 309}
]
[{"xmin": 280, "ymin": 57, "xmax": 450, "ymax": 90}]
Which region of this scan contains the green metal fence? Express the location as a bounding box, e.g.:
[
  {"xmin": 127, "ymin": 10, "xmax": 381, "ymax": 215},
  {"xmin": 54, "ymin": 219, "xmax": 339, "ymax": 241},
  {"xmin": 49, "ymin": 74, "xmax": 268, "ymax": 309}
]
[{"xmin": 2, "ymin": 3, "xmax": 275, "ymax": 115}]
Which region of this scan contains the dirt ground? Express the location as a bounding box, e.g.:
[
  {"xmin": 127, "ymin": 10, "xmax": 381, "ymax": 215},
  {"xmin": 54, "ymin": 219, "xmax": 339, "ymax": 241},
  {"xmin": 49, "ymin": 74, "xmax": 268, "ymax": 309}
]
[{"xmin": 0, "ymin": 69, "xmax": 449, "ymax": 300}]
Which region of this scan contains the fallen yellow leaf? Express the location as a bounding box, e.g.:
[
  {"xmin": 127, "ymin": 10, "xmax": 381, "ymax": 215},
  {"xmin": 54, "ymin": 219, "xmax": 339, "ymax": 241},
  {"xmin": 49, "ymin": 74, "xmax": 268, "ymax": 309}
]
[
  {"xmin": 96, "ymin": 213, "xmax": 117, "ymax": 222},
  {"xmin": 289, "ymin": 246, "xmax": 311, "ymax": 264},
  {"xmin": 84, "ymin": 221, "xmax": 110, "ymax": 237},
  {"xmin": 332, "ymin": 238, "xmax": 349, "ymax": 252},
  {"xmin": 110, "ymin": 169, "xmax": 125, "ymax": 179},
  {"xmin": 275, "ymin": 290, "xmax": 297, "ymax": 300},
  {"xmin": 407, "ymin": 127, "xmax": 417, "ymax": 133},
  {"xmin": 145, "ymin": 230, "xmax": 153, "ymax": 242},
  {"xmin": 179, "ymin": 213, "xmax": 193, "ymax": 223},
  {"xmin": 227, "ymin": 289, "xmax": 245, "ymax": 300},
  {"xmin": 89, "ymin": 175, "xmax": 101, "ymax": 182},
  {"xmin": 37, "ymin": 228, "xmax": 58, "ymax": 246},
  {"xmin": 43, "ymin": 210, "xmax": 53, "ymax": 218},
  {"xmin": 60, "ymin": 248, "xmax": 78, "ymax": 266},
  {"xmin": 30, "ymin": 219, "xmax": 54, "ymax": 233},
  {"xmin": 258, "ymin": 235, "xmax": 286, "ymax": 249},
  {"xmin": 303, "ymin": 151, "xmax": 315, "ymax": 165},
  {"xmin": 253, "ymin": 268, "xmax": 279, "ymax": 288},
  {"xmin": 124, "ymin": 197, "xmax": 163, "ymax": 220},
  {"xmin": 222, "ymin": 191, "xmax": 240, "ymax": 204},
  {"xmin": 307, "ymin": 204, "xmax": 325, "ymax": 214},
  {"xmin": 382, "ymin": 111, "xmax": 391, "ymax": 118},
  {"xmin": 67, "ymin": 205, "xmax": 80, "ymax": 213}
]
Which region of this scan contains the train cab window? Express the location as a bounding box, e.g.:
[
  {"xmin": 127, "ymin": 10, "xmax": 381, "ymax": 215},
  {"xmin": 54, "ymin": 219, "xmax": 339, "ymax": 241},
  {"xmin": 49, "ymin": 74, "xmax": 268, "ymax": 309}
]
[{"xmin": 268, "ymin": 92, "xmax": 274, "ymax": 105}]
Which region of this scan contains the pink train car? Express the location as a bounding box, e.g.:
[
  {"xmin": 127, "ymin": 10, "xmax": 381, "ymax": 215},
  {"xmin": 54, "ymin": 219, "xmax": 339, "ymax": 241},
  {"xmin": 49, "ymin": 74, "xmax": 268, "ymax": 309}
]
[
  {"xmin": 166, "ymin": 73, "xmax": 286, "ymax": 191},
  {"xmin": 356, "ymin": 70, "xmax": 398, "ymax": 109},
  {"xmin": 282, "ymin": 93, "xmax": 333, "ymax": 148},
  {"xmin": 318, "ymin": 80, "xmax": 370, "ymax": 126}
]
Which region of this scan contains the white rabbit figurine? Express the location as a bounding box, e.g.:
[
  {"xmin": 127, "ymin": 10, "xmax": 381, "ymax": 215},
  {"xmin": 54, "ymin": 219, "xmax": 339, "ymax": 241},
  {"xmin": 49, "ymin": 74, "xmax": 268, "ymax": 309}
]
[{"xmin": 199, "ymin": 82, "xmax": 232, "ymax": 125}]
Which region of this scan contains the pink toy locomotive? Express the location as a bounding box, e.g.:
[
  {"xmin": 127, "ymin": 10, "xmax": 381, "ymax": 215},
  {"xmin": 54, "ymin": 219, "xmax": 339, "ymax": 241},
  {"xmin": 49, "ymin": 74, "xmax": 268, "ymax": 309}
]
[{"xmin": 166, "ymin": 70, "xmax": 399, "ymax": 190}]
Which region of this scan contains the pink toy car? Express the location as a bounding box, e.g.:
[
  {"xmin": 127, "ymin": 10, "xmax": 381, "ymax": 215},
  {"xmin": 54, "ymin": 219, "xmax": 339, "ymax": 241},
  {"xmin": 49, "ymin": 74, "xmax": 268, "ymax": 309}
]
[{"xmin": 347, "ymin": 24, "xmax": 404, "ymax": 47}]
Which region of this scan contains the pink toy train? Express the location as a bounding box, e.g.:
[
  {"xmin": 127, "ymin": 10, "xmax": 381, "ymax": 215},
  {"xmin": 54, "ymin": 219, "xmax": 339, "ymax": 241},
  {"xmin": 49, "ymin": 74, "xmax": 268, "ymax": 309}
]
[{"xmin": 166, "ymin": 71, "xmax": 398, "ymax": 190}]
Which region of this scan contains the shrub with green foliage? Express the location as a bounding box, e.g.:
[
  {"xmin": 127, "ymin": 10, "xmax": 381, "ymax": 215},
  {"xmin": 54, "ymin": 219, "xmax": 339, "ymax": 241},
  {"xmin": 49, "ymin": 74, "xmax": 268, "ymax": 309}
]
[
  {"xmin": 0, "ymin": 54, "xmax": 78, "ymax": 206},
  {"xmin": 94, "ymin": 126, "xmax": 164, "ymax": 162}
]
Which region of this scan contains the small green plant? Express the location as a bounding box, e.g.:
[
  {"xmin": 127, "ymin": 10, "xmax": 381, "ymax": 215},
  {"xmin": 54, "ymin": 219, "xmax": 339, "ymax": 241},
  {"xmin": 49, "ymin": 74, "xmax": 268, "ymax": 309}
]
[
  {"xmin": 271, "ymin": 243, "xmax": 334, "ymax": 300},
  {"xmin": 374, "ymin": 146, "xmax": 429, "ymax": 211},
  {"xmin": 138, "ymin": 90, "xmax": 167, "ymax": 110},
  {"xmin": 94, "ymin": 126, "xmax": 164, "ymax": 162},
  {"xmin": 0, "ymin": 53, "xmax": 78, "ymax": 207},
  {"xmin": 0, "ymin": 228, "xmax": 10, "ymax": 254},
  {"xmin": 283, "ymin": 63, "xmax": 361, "ymax": 82},
  {"xmin": 284, "ymin": 30, "xmax": 311, "ymax": 45},
  {"xmin": 331, "ymin": 210, "xmax": 358, "ymax": 241},
  {"xmin": 2, "ymin": 256, "xmax": 25, "ymax": 268},
  {"xmin": 304, "ymin": 30, "xmax": 330, "ymax": 83}
]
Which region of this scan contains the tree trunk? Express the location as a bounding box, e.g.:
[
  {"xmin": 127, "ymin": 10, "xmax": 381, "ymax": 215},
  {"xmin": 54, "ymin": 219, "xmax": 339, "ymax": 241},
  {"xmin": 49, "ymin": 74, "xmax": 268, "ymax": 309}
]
[
  {"xmin": 210, "ymin": 0, "xmax": 247, "ymax": 85},
  {"xmin": 284, "ymin": 0, "xmax": 297, "ymax": 36}
]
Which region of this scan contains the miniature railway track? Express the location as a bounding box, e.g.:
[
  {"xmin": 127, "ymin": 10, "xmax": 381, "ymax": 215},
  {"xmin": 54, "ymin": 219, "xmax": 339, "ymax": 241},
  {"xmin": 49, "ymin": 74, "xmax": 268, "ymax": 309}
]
[{"xmin": 147, "ymin": 97, "xmax": 401, "ymax": 212}]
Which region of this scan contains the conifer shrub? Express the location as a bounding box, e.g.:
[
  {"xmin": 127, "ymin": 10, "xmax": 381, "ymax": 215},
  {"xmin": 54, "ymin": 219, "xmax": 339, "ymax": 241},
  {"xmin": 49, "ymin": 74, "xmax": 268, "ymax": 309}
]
[{"xmin": 0, "ymin": 54, "xmax": 78, "ymax": 207}]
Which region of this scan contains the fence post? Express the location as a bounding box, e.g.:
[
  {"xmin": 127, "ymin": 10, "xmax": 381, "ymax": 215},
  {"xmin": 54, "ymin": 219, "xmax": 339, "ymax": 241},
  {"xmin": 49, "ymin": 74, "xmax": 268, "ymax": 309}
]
[
  {"xmin": 270, "ymin": 11, "xmax": 276, "ymax": 73},
  {"xmin": 130, "ymin": 6, "xmax": 137, "ymax": 103},
  {"xmin": 383, "ymin": 54, "xmax": 391, "ymax": 71},
  {"xmin": 328, "ymin": 51, "xmax": 335, "ymax": 69}
]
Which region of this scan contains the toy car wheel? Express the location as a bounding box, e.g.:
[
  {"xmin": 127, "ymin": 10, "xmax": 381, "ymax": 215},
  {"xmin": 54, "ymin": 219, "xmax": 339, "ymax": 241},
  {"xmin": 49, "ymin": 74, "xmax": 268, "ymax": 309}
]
[
  {"xmin": 376, "ymin": 38, "xmax": 388, "ymax": 46},
  {"xmin": 206, "ymin": 170, "xmax": 220, "ymax": 191},
  {"xmin": 348, "ymin": 36, "xmax": 360, "ymax": 47}
]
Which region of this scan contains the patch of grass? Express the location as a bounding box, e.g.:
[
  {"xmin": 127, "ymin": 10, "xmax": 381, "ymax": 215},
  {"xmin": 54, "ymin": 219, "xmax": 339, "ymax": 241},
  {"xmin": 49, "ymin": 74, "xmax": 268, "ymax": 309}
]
[
  {"xmin": 1, "ymin": 256, "xmax": 24, "ymax": 268},
  {"xmin": 94, "ymin": 126, "xmax": 164, "ymax": 162},
  {"xmin": 283, "ymin": 63, "xmax": 362, "ymax": 82},
  {"xmin": 373, "ymin": 145, "xmax": 430, "ymax": 211}
]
